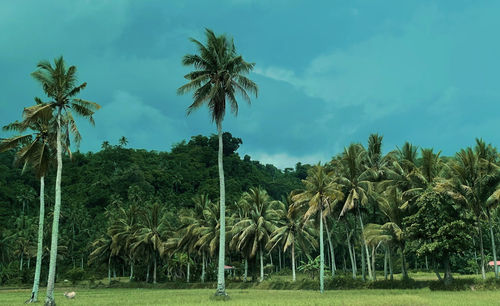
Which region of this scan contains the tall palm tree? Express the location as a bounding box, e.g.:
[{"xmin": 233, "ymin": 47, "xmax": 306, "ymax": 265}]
[
  {"xmin": 26, "ymin": 56, "xmax": 100, "ymax": 306},
  {"xmin": 267, "ymin": 192, "xmax": 318, "ymax": 282},
  {"xmin": 336, "ymin": 144, "xmax": 374, "ymax": 280},
  {"xmin": 1, "ymin": 112, "xmax": 55, "ymax": 303},
  {"xmin": 292, "ymin": 164, "xmax": 343, "ymax": 293},
  {"xmin": 231, "ymin": 187, "xmax": 280, "ymax": 282},
  {"xmin": 178, "ymin": 28, "xmax": 257, "ymax": 296}
]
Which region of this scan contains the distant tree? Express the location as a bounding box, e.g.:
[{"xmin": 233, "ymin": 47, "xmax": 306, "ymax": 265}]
[
  {"xmin": 118, "ymin": 136, "xmax": 128, "ymax": 147},
  {"xmin": 178, "ymin": 28, "xmax": 257, "ymax": 297}
]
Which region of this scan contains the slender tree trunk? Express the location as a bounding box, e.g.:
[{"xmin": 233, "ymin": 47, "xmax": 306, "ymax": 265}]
[
  {"xmin": 130, "ymin": 262, "xmax": 134, "ymax": 280},
  {"xmin": 425, "ymin": 256, "xmax": 429, "ymax": 271},
  {"xmin": 113, "ymin": 266, "xmax": 116, "ymax": 279},
  {"xmin": 244, "ymin": 258, "xmax": 248, "ymax": 282},
  {"xmin": 443, "ymin": 256, "xmax": 453, "ymax": 285},
  {"xmin": 361, "ymin": 239, "xmax": 366, "ymax": 280},
  {"xmin": 28, "ymin": 257, "xmax": 31, "ymax": 269},
  {"xmin": 81, "ymin": 256, "xmax": 83, "ymax": 269},
  {"xmin": 20, "ymin": 255, "xmax": 23, "ymax": 271},
  {"xmin": 201, "ymin": 253, "xmax": 206, "ymax": 283},
  {"xmin": 319, "ymin": 212, "xmax": 324, "ymax": 293},
  {"xmin": 292, "ymin": 242, "xmax": 296, "ymax": 282},
  {"xmin": 358, "ymin": 211, "xmax": 372, "ymax": 280},
  {"xmin": 488, "ymin": 212, "xmax": 498, "ymax": 278},
  {"xmin": 146, "ymin": 262, "xmax": 150, "ymax": 283},
  {"xmin": 187, "ymin": 257, "xmax": 190, "ymax": 283},
  {"xmin": 478, "ymin": 219, "xmax": 486, "ymax": 280},
  {"xmin": 401, "ymin": 246, "xmax": 408, "ymax": 279},
  {"xmin": 384, "ymin": 247, "xmax": 388, "ymax": 280},
  {"xmin": 215, "ymin": 122, "xmax": 227, "ymax": 296},
  {"xmin": 259, "ymin": 247, "xmax": 264, "ymax": 282},
  {"xmin": 45, "ymin": 110, "xmax": 63, "ymax": 306},
  {"xmin": 473, "ymin": 237, "xmax": 479, "ymax": 275},
  {"xmin": 153, "ymin": 255, "xmax": 157, "ymax": 284},
  {"xmin": 371, "ymin": 245, "xmax": 376, "ymax": 280},
  {"xmin": 347, "ymin": 232, "xmax": 355, "ymax": 279},
  {"xmin": 278, "ymin": 248, "xmax": 282, "ymax": 271},
  {"xmin": 323, "ymin": 217, "xmax": 336, "ymax": 277},
  {"xmin": 108, "ymin": 257, "xmax": 111, "ymax": 283},
  {"xmin": 389, "ymin": 248, "xmax": 393, "ymax": 281}
]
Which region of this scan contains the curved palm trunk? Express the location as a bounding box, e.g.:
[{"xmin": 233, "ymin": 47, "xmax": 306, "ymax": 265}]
[
  {"xmin": 215, "ymin": 122, "xmax": 227, "ymax": 296},
  {"xmin": 291, "ymin": 242, "xmax": 296, "ymax": 282},
  {"xmin": 487, "ymin": 212, "xmax": 498, "ymax": 278},
  {"xmin": 319, "ymin": 212, "xmax": 325, "ymax": 293},
  {"xmin": 357, "ymin": 211, "xmax": 372, "ymax": 280},
  {"xmin": 323, "ymin": 217, "xmax": 336, "ymax": 277},
  {"xmin": 478, "ymin": 218, "xmax": 486, "ymax": 279},
  {"xmin": 45, "ymin": 110, "xmax": 63, "ymax": 306},
  {"xmin": 30, "ymin": 176, "xmax": 45, "ymax": 302}
]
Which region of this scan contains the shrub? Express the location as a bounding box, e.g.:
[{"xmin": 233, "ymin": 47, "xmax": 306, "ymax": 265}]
[{"xmin": 66, "ymin": 267, "xmax": 85, "ymax": 285}]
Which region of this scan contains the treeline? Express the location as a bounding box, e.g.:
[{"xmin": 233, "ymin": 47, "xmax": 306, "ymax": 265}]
[{"xmin": 0, "ymin": 133, "xmax": 306, "ymax": 284}]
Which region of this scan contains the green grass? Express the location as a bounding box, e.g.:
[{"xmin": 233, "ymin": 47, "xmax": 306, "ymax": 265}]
[{"xmin": 2, "ymin": 288, "xmax": 500, "ymax": 305}]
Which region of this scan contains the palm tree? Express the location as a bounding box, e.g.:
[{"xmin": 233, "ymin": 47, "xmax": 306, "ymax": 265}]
[
  {"xmin": 292, "ymin": 164, "xmax": 343, "ymax": 293},
  {"xmin": 267, "ymin": 192, "xmax": 318, "ymax": 282},
  {"xmin": 195, "ymin": 198, "xmax": 221, "ymax": 282},
  {"xmin": 178, "ymin": 28, "xmax": 258, "ymax": 296},
  {"xmin": 436, "ymin": 141, "xmax": 499, "ymax": 280},
  {"xmin": 130, "ymin": 202, "xmax": 169, "ymax": 284},
  {"xmin": 336, "ymin": 144, "xmax": 374, "ymax": 280},
  {"xmin": 26, "ymin": 56, "xmax": 100, "ymax": 306},
  {"xmin": 118, "ymin": 136, "xmax": 128, "ymax": 147},
  {"xmin": 1, "ymin": 112, "xmax": 55, "ymax": 303},
  {"xmin": 231, "ymin": 187, "xmax": 280, "ymax": 282},
  {"xmin": 88, "ymin": 234, "xmax": 114, "ymax": 283}
]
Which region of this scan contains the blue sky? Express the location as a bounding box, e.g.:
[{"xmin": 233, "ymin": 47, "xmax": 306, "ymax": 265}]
[{"xmin": 0, "ymin": 0, "xmax": 499, "ymax": 168}]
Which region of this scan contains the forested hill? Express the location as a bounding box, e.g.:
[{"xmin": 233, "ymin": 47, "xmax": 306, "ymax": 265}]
[{"xmin": 0, "ymin": 132, "xmax": 306, "ymax": 267}]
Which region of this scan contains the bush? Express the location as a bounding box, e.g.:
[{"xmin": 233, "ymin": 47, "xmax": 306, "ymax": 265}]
[{"xmin": 66, "ymin": 267, "xmax": 85, "ymax": 285}]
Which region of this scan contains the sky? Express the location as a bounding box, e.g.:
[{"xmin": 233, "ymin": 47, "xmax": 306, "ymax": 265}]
[{"xmin": 0, "ymin": 0, "xmax": 499, "ymax": 169}]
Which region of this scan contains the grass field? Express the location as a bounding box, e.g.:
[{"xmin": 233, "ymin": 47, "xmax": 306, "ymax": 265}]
[{"xmin": 2, "ymin": 288, "xmax": 500, "ymax": 306}]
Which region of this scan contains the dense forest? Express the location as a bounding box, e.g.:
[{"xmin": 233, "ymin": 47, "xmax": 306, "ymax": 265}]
[{"xmin": 1, "ymin": 132, "xmax": 499, "ymax": 290}]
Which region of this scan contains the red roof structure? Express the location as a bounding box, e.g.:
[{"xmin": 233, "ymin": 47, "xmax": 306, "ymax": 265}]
[
  {"xmin": 488, "ymin": 261, "xmax": 500, "ymax": 266},
  {"xmin": 224, "ymin": 265, "xmax": 234, "ymax": 270}
]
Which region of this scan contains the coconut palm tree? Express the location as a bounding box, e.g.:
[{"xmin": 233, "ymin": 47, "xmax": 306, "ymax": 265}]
[
  {"xmin": 88, "ymin": 234, "xmax": 114, "ymax": 283},
  {"xmin": 231, "ymin": 187, "xmax": 280, "ymax": 282},
  {"xmin": 336, "ymin": 144, "xmax": 374, "ymax": 280},
  {"xmin": 26, "ymin": 56, "xmax": 100, "ymax": 306},
  {"xmin": 436, "ymin": 141, "xmax": 499, "ymax": 280},
  {"xmin": 267, "ymin": 192, "xmax": 318, "ymax": 282},
  {"xmin": 118, "ymin": 136, "xmax": 128, "ymax": 147},
  {"xmin": 1, "ymin": 111, "xmax": 56, "ymax": 303},
  {"xmin": 178, "ymin": 28, "xmax": 257, "ymax": 297},
  {"xmin": 130, "ymin": 202, "xmax": 169, "ymax": 284},
  {"xmin": 292, "ymin": 164, "xmax": 343, "ymax": 293}
]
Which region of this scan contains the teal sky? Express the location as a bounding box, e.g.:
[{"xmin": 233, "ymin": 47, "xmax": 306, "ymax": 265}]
[{"xmin": 0, "ymin": 0, "xmax": 499, "ymax": 168}]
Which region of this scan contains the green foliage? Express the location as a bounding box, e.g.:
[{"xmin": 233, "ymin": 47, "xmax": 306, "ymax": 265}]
[{"xmin": 66, "ymin": 267, "xmax": 85, "ymax": 285}]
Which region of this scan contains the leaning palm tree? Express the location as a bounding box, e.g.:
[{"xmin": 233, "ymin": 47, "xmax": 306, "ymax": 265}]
[
  {"xmin": 292, "ymin": 164, "xmax": 343, "ymax": 293},
  {"xmin": 1, "ymin": 111, "xmax": 55, "ymax": 303},
  {"xmin": 178, "ymin": 28, "xmax": 258, "ymax": 296},
  {"xmin": 267, "ymin": 192, "xmax": 318, "ymax": 282},
  {"xmin": 26, "ymin": 56, "xmax": 100, "ymax": 306}
]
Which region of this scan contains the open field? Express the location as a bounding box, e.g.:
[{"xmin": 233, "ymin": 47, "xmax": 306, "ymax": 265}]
[{"xmin": 2, "ymin": 288, "xmax": 500, "ymax": 306}]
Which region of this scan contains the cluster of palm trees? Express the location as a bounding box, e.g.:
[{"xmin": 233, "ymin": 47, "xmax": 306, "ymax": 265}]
[{"xmin": 1, "ymin": 57, "xmax": 100, "ymax": 305}]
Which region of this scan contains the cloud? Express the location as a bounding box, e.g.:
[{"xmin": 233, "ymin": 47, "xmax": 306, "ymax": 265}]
[{"xmin": 246, "ymin": 151, "xmax": 329, "ymax": 169}]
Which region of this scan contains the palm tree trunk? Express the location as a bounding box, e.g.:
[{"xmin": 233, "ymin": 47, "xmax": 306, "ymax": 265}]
[
  {"xmin": 45, "ymin": 109, "xmax": 63, "ymax": 306},
  {"xmin": 357, "ymin": 211, "xmax": 372, "ymax": 280},
  {"xmin": 201, "ymin": 253, "xmax": 206, "ymax": 283},
  {"xmin": 113, "ymin": 265, "xmax": 116, "ymax": 279},
  {"xmin": 187, "ymin": 257, "xmax": 190, "ymax": 283},
  {"xmin": 371, "ymin": 245, "xmax": 376, "ymax": 280},
  {"xmin": 259, "ymin": 247, "xmax": 264, "ymax": 282},
  {"xmin": 323, "ymin": 217, "xmax": 336, "ymax": 277},
  {"xmin": 28, "ymin": 257, "xmax": 31, "ymax": 269},
  {"xmin": 488, "ymin": 212, "xmax": 498, "ymax": 278},
  {"xmin": 347, "ymin": 231, "xmax": 355, "ymax": 279},
  {"xmin": 153, "ymin": 255, "xmax": 157, "ymax": 284},
  {"xmin": 20, "ymin": 255, "xmax": 23, "ymax": 271},
  {"xmin": 244, "ymin": 258, "xmax": 248, "ymax": 282},
  {"xmin": 130, "ymin": 261, "xmax": 134, "ymax": 280},
  {"xmin": 478, "ymin": 218, "xmax": 486, "ymax": 280},
  {"xmin": 319, "ymin": 212, "xmax": 324, "ymax": 293},
  {"xmin": 278, "ymin": 248, "xmax": 282, "ymax": 271},
  {"xmin": 146, "ymin": 262, "xmax": 150, "ymax": 283},
  {"xmin": 108, "ymin": 256, "xmax": 111, "ymax": 283},
  {"xmin": 292, "ymin": 242, "xmax": 296, "ymax": 282},
  {"xmin": 401, "ymin": 246, "xmax": 408, "ymax": 279},
  {"xmin": 384, "ymin": 247, "xmax": 388, "ymax": 280},
  {"xmin": 215, "ymin": 122, "xmax": 227, "ymax": 296},
  {"xmin": 425, "ymin": 256, "xmax": 429, "ymax": 271}
]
